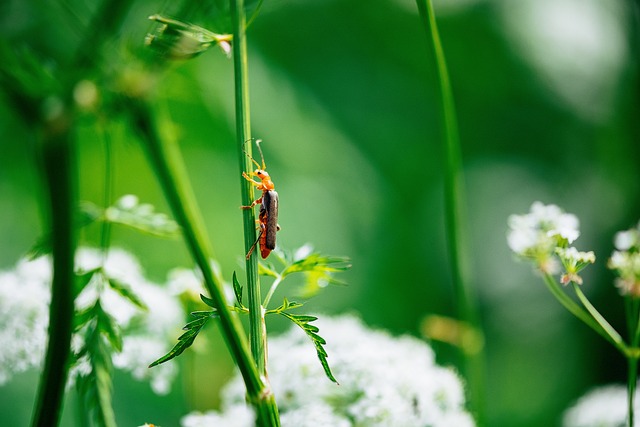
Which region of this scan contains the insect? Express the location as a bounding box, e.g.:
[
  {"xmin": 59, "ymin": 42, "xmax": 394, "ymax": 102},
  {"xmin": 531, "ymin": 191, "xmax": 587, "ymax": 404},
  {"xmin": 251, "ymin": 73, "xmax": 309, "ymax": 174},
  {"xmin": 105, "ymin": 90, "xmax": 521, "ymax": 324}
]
[{"xmin": 241, "ymin": 139, "xmax": 280, "ymax": 259}]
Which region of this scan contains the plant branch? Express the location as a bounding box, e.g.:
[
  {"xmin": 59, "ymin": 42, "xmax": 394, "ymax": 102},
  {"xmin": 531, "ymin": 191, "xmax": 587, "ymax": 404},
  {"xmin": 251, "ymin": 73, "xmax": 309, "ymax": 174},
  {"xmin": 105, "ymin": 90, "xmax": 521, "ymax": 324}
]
[{"xmin": 129, "ymin": 100, "xmax": 279, "ymax": 425}]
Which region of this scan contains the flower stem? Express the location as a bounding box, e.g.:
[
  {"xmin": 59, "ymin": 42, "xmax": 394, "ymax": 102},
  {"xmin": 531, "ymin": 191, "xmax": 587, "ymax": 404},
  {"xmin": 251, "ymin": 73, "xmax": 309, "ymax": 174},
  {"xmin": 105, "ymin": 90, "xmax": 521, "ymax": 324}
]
[
  {"xmin": 129, "ymin": 100, "xmax": 279, "ymax": 426},
  {"xmin": 415, "ymin": 0, "xmax": 484, "ymax": 420},
  {"xmin": 263, "ymin": 276, "xmax": 283, "ymax": 308},
  {"xmin": 571, "ymin": 282, "xmax": 628, "ymax": 354},
  {"xmin": 229, "ymin": 0, "xmax": 271, "ymax": 384},
  {"xmin": 628, "ymin": 356, "xmax": 638, "ymax": 427}
]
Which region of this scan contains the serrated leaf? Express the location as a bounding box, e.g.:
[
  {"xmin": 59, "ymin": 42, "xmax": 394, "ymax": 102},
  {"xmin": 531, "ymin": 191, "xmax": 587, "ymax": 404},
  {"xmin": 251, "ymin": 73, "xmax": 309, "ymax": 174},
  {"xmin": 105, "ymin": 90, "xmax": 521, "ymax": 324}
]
[
  {"xmin": 97, "ymin": 308, "xmax": 123, "ymax": 353},
  {"xmin": 232, "ymin": 271, "xmax": 243, "ymax": 305},
  {"xmin": 149, "ymin": 310, "xmax": 217, "ymax": 367},
  {"xmin": 107, "ymin": 277, "xmax": 148, "ymax": 311},
  {"xmin": 258, "ymin": 262, "xmax": 279, "ymax": 278},
  {"xmin": 282, "ymin": 254, "xmax": 351, "ymax": 277},
  {"xmin": 200, "ymin": 293, "xmax": 217, "ymax": 309},
  {"xmin": 74, "ymin": 267, "xmax": 101, "ymax": 298},
  {"xmin": 279, "ymin": 312, "xmax": 338, "ymax": 384}
]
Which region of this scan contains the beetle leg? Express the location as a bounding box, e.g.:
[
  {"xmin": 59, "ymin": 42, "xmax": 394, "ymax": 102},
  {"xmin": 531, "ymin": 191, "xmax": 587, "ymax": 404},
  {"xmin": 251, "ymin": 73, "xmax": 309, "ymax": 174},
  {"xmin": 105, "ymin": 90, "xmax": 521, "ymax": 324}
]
[
  {"xmin": 242, "ymin": 172, "xmax": 264, "ymax": 188},
  {"xmin": 240, "ymin": 195, "xmax": 263, "ymax": 210},
  {"xmin": 245, "ymin": 226, "xmax": 264, "ymax": 259}
]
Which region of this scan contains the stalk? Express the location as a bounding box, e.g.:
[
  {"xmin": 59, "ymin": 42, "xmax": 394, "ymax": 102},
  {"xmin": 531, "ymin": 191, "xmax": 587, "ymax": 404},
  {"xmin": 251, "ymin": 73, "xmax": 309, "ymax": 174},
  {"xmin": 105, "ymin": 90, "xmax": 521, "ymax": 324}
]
[
  {"xmin": 229, "ymin": 0, "xmax": 270, "ymax": 380},
  {"xmin": 627, "ymin": 298, "xmax": 640, "ymax": 427},
  {"xmin": 30, "ymin": 0, "xmax": 133, "ymax": 424},
  {"xmin": 629, "ymin": 356, "xmax": 638, "ymax": 427},
  {"xmin": 31, "ymin": 117, "xmax": 76, "ymax": 427},
  {"xmin": 415, "ymin": 0, "xmax": 484, "ymax": 420},
  {"xmin": 130, "ymin": 100, "xmax": 279, "ymax": 425}
]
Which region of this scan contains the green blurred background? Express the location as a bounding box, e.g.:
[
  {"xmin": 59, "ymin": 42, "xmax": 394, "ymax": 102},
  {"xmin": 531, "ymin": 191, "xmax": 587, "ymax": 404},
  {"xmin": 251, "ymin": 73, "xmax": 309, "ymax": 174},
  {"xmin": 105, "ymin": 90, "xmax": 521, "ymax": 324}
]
[{"xmin": 1, "ymin": 0, "xmax": 639, "ymax": 425}]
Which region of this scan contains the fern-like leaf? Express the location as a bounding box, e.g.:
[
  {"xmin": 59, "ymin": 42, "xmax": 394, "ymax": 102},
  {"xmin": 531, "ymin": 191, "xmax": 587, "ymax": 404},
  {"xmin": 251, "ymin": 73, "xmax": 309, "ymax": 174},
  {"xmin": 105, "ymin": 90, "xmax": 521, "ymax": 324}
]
[
  {"xmin": 149, "ymin": 310, "xmax": 217, "ymax": 367},
  {"xmin": 279, "ymin": 311, "xmax": 338, "ymax": 384}
]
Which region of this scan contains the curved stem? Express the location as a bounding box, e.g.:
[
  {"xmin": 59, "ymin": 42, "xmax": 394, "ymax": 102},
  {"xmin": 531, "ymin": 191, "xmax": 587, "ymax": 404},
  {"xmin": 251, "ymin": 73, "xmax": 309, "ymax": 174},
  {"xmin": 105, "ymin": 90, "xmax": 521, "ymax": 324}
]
[
  {"xmin": 263, "ymin": 276, "xmax": 283, "ymax": 309},
  {"xmin": 415, "ymin": 0, "xmax": 484, "ymax": 420},
  {"xmin": 571, "ymin": 282, "xmax": 628, "ymax": 354},
  {"xmin": 130, "ymin": 101, "xmax": 279, "ymax": 425}
]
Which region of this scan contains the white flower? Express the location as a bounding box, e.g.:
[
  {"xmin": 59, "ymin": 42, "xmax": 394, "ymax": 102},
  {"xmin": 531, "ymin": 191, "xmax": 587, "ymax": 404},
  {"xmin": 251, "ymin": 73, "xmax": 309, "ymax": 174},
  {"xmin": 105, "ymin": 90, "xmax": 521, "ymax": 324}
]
[
  {"xmin": 508, "ymin": 202, "xmax": 580, "ymax": 256},
  {"xmin": 507, "ymin": 202, "xmax": 581, "ymax": 274},
  {"xmin": 181, "ymin": 315, "xmax": 474, "ymax": 427},
  {"xmin": 555, "ymin": 247, "xmax": 596, "ymax": 285},
  {"xmin": 0, "ymin": 257, "xmax": 51, "ymax": 385},
  {"xmin": 0, "ymin": 248, "xmax": 185, "ymax": 394},
  {"xmin": 563, "ymin": 383, "xmax": 639, "ymax": 427},
  {"xmin": 609, "ymin": 222, "xmax": 640, "ymax": 298}
]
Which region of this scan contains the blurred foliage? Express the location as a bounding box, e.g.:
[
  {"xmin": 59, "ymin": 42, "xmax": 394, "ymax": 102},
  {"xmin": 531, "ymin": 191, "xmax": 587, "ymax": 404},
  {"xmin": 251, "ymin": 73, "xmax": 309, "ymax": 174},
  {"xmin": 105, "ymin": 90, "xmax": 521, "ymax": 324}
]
[{"xmin": 1, "ymin": 0, "xmax": 639, "ymax": 426}]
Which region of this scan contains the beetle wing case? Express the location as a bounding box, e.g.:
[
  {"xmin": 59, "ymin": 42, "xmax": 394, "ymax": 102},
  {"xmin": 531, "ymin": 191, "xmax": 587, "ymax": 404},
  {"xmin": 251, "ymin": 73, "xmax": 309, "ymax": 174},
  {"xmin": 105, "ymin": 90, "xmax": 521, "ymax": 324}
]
[{"xmin": 261, "ymin": 190, "xmax": 278, "ymax": 251}]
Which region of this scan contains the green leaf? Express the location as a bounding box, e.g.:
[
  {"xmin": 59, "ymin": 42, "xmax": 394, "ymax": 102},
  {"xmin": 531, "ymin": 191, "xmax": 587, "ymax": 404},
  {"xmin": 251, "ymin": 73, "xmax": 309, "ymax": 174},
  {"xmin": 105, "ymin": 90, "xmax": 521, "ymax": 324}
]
[
  {"xmin": 282, "ymin": 253, "xmax": 351, "ymax": 277},
  {"xmin": 74, "ymin": 267, "xmax": 101, "ymax": 298},
  {"xmin": 280, "ymin": 253, "xmax": 351, "ymax": 298},
  {"xmin": 279, "ymin": 311, "xmax": 338, "ymax": 384},
  {"xmin": 149, "ymin": 310, "xmax": 217, "ymax": 367},
  {"xmin": 232, "ymin": 271, "xmax": 243, "ymax": 306},
  {"xmin": 266, "ymin": 297, "xmax": 303, "ymax": 315},
  {"xmin": 105, "ymin": 195, "xmax": 180, "ymax": 238},
  {"xmin": 258, "ymin": 261, "xmax": 279, "ymax": 278},
  {"xmin": 107, "ymin": 277, "xmax": 148, "ymax": 311},
  {"xmin": 200, "ymin": 293, "xmax": 217, "ymax": 309}
]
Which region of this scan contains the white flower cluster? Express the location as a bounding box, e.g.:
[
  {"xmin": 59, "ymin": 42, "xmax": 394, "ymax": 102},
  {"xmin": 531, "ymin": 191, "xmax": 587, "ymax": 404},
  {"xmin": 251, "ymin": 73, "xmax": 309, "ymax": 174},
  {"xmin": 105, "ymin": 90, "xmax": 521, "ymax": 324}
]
[
  {"xmin": 507, "ymin": 202, "xmax": 594, "ymax": 282},
  {"xmin": 0, "ymin": 256, "xmax": 51, "ymax": 385},
  {"xmin": 0, "ymin": 248, "xmax": 187, "ymax": 394},
  {"xmin": 563, "ymin": 383, "xmax": 639, "ymax": 427},
  {"xmin": 609, "ymin": 222, "xmax": 640, "ymax": 297},
  {"xmin": 182, "ymin": 315, "xmax": 475, "ymax": 427}
]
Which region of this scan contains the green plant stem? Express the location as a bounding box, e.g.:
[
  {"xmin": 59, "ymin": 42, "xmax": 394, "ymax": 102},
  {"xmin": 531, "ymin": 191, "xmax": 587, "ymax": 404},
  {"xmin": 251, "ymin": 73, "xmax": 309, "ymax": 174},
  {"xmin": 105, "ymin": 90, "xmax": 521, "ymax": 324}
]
[
  {"xmin": 129, "ymin": 100, "xmax": 279, "ymax": 426},
  {"xmin": 31, "ymin": 117, "xmax": 76, "ymax": 427},
  {"xmin": 571, "ymin": 282, "xmax": 628, "ymax": 354},
  {"xmin": 627, "ymin": 297, "xmax": 640, "ymax": 427},
  {"xmin": 415, "ymin": 0, "xmax": 484, "ymax": 420},
  {"xmin": 263, "ymin": 276, "xmax": 283, "ymax": 308},
  {"xmin": 230, "ymin": 0, "xmax": 270, "ymax": 381},
  {"xmin": 99, "ymin": 122, "xmax": 114, "ymax": 260},
  {"xmin": 629, "ymin": 356, "xmax": 638, "ymax": 427}
]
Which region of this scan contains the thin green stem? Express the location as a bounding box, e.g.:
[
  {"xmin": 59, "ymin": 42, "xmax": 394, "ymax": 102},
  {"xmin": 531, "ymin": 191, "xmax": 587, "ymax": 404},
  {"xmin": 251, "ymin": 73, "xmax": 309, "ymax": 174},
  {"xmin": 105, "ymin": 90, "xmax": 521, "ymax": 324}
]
[
  {"xmin": 263, "ymin": 276, "xmax": 283, "ymax": 308},
  {"xmin": 415, "ymin": 0, "xmax": 484, "ymax": 421},
  {"xmin": 230, "ymin": 0, "xmax": 269, "ymax": 379},
  {"xmin": 129, "ymin": 101, "xmax": 279, "ymax": 425},
  {"xmin": 542, "ymin": 274, "xmax": 624, "ymax": 350},
  {"xmin": 628, "ymin": 357, "xmax": 638, "ymax": 427},
  {"xmin": 99, "ymin": 122, "xmax": 113, "ymax": 262},
  {"xmin": 571, "ymin": 282, "xmax": 628, "ymax": 354},
  {"xmin": 31, "ymin": 117, "xmax": 76, "ymax": 427}
]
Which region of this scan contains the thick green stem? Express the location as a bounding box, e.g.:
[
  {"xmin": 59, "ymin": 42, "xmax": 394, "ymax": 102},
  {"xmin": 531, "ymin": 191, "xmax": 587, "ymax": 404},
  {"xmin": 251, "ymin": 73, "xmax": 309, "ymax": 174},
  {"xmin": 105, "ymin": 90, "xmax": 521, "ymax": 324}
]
[
  {"xmin": 415, "ymin": 0, "xmax": 484, "ymax": 420},
  {"xmin": 130, "ymin": 101, "xmax": 279, "ymax": 425},
  {"xmin": 230, "ymin": 0, "xmax": 269, "ymax": 380},
  {"xmin": 31, "ymin": 117, "xmax": 76, "ymax": 427}
]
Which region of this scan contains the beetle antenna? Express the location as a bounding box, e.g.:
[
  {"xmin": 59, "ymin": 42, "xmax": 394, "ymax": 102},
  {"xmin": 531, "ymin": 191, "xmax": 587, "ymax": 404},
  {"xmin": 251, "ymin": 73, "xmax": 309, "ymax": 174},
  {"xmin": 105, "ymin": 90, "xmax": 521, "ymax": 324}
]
[
  {"xmin": 255, "ymin": 139, "xmax": 267, "ymax": 170},
  {"xmin": 242, "ymin": 139, "xmax": 261, "ymax": 170}
]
